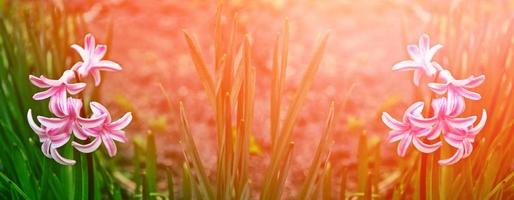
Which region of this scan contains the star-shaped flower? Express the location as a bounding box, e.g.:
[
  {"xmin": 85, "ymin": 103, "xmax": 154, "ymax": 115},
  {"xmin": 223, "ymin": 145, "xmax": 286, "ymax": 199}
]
[
  {"xmin": 382, "ymin": 101, "xmax": 442, "ymax": 157},
  {"xmin": 409, "ymin": 98, "xmax": 477, "ymax": 140},
  {"xmin": 428, "ymin": 70, "xmax": 485, "ymax": 115},
  {"xmin": 71, "ymin": 33, "xmax": 122, "ymax": 86},
  {"xmin": 72, "ymin": 102, "xmax": 132, "ymax": 157},
  {"xmin": 27, "ymin": 109, "xmax": 75, "ymax": 165},
  {"xmin": 29, "ymin": 70, "xmax": 86, "ymax": 117},
  {"xmin": 36, "ymin": 98, "xmax": 106, "ymax": 140},
  {"xmin": 392, "ymin": 34, "xmax": 443, "ymax": 86},
  {"xmin": 439, "ymin": 109, "xmax": 486, "ymax": 165}
]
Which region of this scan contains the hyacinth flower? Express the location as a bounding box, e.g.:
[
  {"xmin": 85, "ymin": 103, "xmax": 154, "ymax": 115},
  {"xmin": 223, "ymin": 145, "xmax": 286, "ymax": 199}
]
[
  {"xmin": 428, "ymin": 70, "xmax": 485, "ymax": 114},
  {"xmin": 36, "ymin": 98, "xmax": 107, "ymax": 140},
  {"xmin": 72, "ymin": 102, "xmax": 132, "ymax": 157},
  {"xmin": 382, "ymin": 102, "xmax": 442, "ymax": 157},
  {"xmin": 392, "ymin": 34, "xmax": 443, "ymax": 86},
  {"xmin": 409, "ymin": 98, "xmax": 479, "ymax": 140},
  {"xmin": 71, "ymin": 33, "xmax": 122, "ymax": 86},
  {"xmin": 28, "ymin": 33, "xmax": 130, "ymax": 165},
  {"xmin": 439, "ymin": 110, "xmax": 487, "ymax": 165},
  {"xmin": 27, "ymin": 110, "xmax": 76, "ymax": 165},
  {"xmin": 29, "ymin": 70, "xmax": 86, "ymax": 117},
  {"xmin": 384, "ymin": 33, "xmax": 486, "ymax": 165}
]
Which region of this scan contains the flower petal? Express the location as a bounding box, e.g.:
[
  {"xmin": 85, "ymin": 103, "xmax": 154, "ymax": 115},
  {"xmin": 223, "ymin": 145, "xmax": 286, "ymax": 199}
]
[
  {"xmin": 78, "ymin": 114, "xmax": 107, "ymax": 128},
  {"xmin": 85, "ymin": 33, "xmax": 95, "ymax": 55},
  {"xmin": 66, "ymin": 82, "xmax": 86, "ymax": 95},
  {"xmin": 463, "ymin": 75, "xmax": 485, "ymax": 88},
  {"xmin": 407, "ymin": 45, "xmax": 420, "ymax": 60},
  {"xmin": 67, "ymin": 97, "xmax": 83, "ymax": 116},
  {"xmin": 72, "ymin": 124, "xmax": 89, "ymax": 140},
  {"xmin": 94, "ymin": 60, "xmax": 122, "ymax": 71},
  {"xmin": 382, "ymin": 112, "xmax": 406, "ymax": 130},
  {"xmin": 426, "ymin": 123, "xmax": 443, "ymax": 140},
  {"xmin": 388, "ymin": 130, "xmax": 406, "ymax": 143},
  {"xmin": 50, "ymin": 148, "xmax": 76, "ymax": 165},
  {"xmin": 419, "ymin": 34, "xmax": 430, "ymax": 52},
  {"xmin": 90, "ymin": 101, "xmax": 111, "ymax": 121},
  {"xmin": 29, "ymin": 75, "xmax": 50, "ymax": 88},
  {"xmin": 72, "ymin": 137, "xmax": 102, "ymax": 153},
  {"xmin": 71, "ymin": 44, "xmax": 88, "ymax": 61},
  {"xmin": 444, "ymin": 132, "xmax": 464, "ymax": 148},
  {"xmin": 404, "ymin": 101, "xmax": 424, "ymax": 119},
  {"xmin": 438, "ymin": 147, "xmax": 464, "ymax": 166},
  {"xmin": 438, "ymin": 70, "xmax": 455, "ymax": 83},
  {"xmin": 102, "ymin": 135, "xmax": 117, "ymax": 157},
  {"xmin": 470, "ymin": 109, "xmax": 487, "ymax": 135},
  {"xmin": 448, "ymin": 97, "xmax": 466, "ymax": 117},
  {"xmin": 41, "ymin": 141, "xmax": 51, "ymax": 158},
  {"xmin": 50, "ymin": 133, "xmax": 70, "ymax": 149},
  {"xmin": 93, "ymin": 45, "xmax": 107, "ymax": 62},
  {"xmin": 408, "ymin": 115, "xmax": 436, "ymax": 128},
  {"xmin": 27, "ymin": 109, "xmax": 44, "ymax": 134},
  {"xmin": 48, "ymin": 95, "xmax": 66, "ymax": 117},
  {"xmin": 397, "ymin": 134, "xmax": 413, "ymax": 157},
  {"xmin": 427, "ymin": 44, "xmax": 443, "ymax": 60},
  {"xmin": 428, "ymin": 83, "xmax": 448, "ymax": 95},
  {"xmin": 33, "ymin": 88, "xmax": 57, "ymax": 100},
  {"xmin": 109, "ymin": 130, "xmax": 127, "ymax": 143},
  {"xmin": 457, "ymin": 88, "xmax": 481, "ymax": 100},
  {"xmin": 412, "ymin": 137, "xmax": 441, "ymax": 153},
  {"xmin": 37, "ymin": 116, "xmax": 68, "ymax": 129},
  {"xmin": 463, "ymin": 140, "xmax": 473, "ymax": 158},
  {"xmin": 108, "ymin": 112, "xmax": 132, "ymax": 130},
  {"xmin": 413, "ymin": 69, "xmax": 422, "ymax": 86},
  {"xmin": 392, "ymin": 60, "xmax": 422, "ymax": 71},
  {"xmin": 92, "ymin": 70, "xmax": 102, "ymax": 86},
  {"xmin": 446, "ymin": 116, "xmax": 477, "ymax": 129}
]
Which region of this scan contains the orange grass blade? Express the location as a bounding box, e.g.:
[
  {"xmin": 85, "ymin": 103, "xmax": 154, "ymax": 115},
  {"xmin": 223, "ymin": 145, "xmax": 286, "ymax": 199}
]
[
  {"xmin": 298, "ymin": 101, "xmax": 335, "ymax": 199},
  {"xmin": 261, "ymin": 31, "xmax": 330, "ymax": 199},
  {"xmin": 178, "ymin": 102, "xmax": 214, "ymax": 199},
  {"xmin": 183, "ymin": 31, "xmax": 216, "ymax": 107}
]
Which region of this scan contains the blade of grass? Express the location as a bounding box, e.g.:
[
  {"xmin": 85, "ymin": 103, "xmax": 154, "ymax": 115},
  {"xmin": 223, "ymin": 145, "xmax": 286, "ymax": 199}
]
[
  {"xmin": 298, "ymin": 101, "xmax": 335, "ymax": 199},
  {"xmin": 261, "ymin": 31, "xmax": 330, "ymax": 199},
  {"xmin": 178, "ymin": 102, "xmax": 214, "ymax": 199},
  {"xmin": 146, "ymin": 131, "xmax": 157, "ymax": 198},
  {"xmin": 183, "ymin": 31, "xmax": 216, "ymax": 107}
]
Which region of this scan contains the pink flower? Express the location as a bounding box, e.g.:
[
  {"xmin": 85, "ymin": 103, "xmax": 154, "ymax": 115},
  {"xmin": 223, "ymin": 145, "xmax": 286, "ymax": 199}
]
[
  {"xmin": 36, "ymin": 98, "xmax": 106, "ymax": 140},
  {"xmin": 409, "ymin": 98, "xmax": 478, "ymax": 140},
  {"xmin": 71, "ymin": 33, "xmax": 122, "ymax": 86},
  {"xmin": 439, "ymin": 110, "xmax": 487, "ymax": 165},
  {"xmin": 29, "ymin": 70, "xmax": 86, "ymax": 117},
  {"xmin": 382, "ymin": 102, "xmax": 442, "ymax": 157},
  {"xmin": 428, "ymin": 70, "xmax": 485, "ymax": 114},
  {"xmin": 392, "ymin": 34, "xmax": 443, "ymax": 86},
  {"xmin": 27, "ymin": 109, "xmax": 75, "ymax": 165},
  {"xmin": 72, "ymin": 102, "xmax": 132, "ymax": 157}
]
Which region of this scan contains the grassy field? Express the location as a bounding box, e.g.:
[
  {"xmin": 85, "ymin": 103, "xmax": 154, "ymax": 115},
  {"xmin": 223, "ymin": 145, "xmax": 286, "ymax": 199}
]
[{"xmin": 0, "ymin": 0, "xmax": 513, "ymax": 199}]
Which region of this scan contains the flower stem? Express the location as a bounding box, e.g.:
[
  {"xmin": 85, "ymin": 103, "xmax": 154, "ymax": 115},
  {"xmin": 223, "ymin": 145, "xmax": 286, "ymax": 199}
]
[
  {"xmin": 87, "ymin": 152, "xmax": 95, "ymax": 200},
  {"xmin": 420, "ymin": 153, "xmax": 427, "ymax": 200},
  {"xmin": 74, "ymin": 71, "xmax": 95, "ymax": 200}
]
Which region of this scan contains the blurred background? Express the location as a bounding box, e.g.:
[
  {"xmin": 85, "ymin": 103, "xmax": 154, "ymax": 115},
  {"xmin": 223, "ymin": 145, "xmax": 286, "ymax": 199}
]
[{"xmin": 2, "ymin": 0, "xmax": 514, "ymax": 199}]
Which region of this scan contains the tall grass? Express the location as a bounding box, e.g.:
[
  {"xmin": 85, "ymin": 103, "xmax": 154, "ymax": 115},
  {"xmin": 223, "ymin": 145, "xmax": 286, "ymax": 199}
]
[
  {"xmin": 159, "ymin": 5, "xmax": 335, "ymax": 199},
  {"xmin": 1, "ymin": 1, "xmax": 513, "ymax": 199},
  {"xmin": 0, "ymin": 1, "xmax": 121, "ymax": 199}
]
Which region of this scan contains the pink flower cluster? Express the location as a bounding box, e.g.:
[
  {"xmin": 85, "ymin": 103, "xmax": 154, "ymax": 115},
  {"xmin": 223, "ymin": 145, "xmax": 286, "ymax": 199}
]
[
  {"xmin": 27, "ymin": 34, "xmax": 132, "ymax": 165},
  {"xmin": 383, "ymin": 34, "xmax": 487, "ymax": 165}
]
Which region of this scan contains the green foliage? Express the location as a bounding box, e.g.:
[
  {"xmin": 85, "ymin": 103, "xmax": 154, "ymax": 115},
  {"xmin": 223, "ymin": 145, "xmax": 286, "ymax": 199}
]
[{"xmin": 0, "ymin": 1, "xmax": 119, "ymax": 199}]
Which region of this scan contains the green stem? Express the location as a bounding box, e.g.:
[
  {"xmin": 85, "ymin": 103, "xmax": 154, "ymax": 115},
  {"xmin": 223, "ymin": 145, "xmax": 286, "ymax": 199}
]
[
  {"xmin": 74, "ymin": 71, "xmax": 95, "ymax": 200},
  {"xmin": 87, "ymin": 152, "xmax": 94, "ymax": 200}
]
